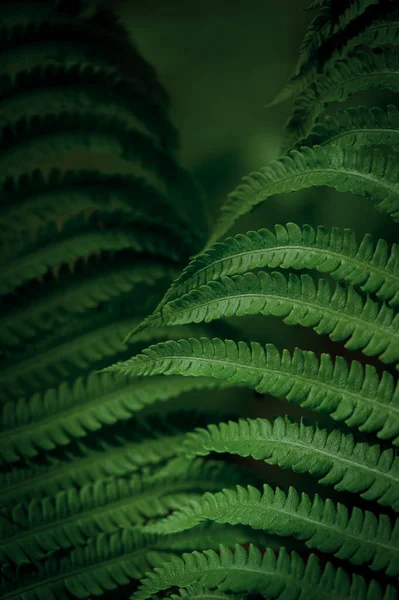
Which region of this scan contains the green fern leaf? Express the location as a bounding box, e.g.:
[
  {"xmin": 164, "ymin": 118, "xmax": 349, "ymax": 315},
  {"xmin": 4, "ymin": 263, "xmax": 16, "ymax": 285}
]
[
  {"xmin": 130, "ymin": 272, "xmax": 399, "ymax": 367},
  {"xmin": 158, "ymin": 224, "xmax": 399, "ymax": 309},
  {"xmin": 0, "ymin": 525, "xmax": 262, "ymax": 600},
  {"xmin": 298, "ymin": 105, "xmax": 399, "ymax": 149},
  {"xmin": 0, "ymin": 168, "xmax": 195, "ymax": 249},
  {"xmin": 0, "ymin": 308, "xmax": 145, "ymax": 401},
  {"xmin": 180, "ymin": 416, "xmax": 399, "ymax": 511},
  {"xmin": 0, "ymin": 411, "xmax": 231, "ymax": 504},
  {"xmin": 0, "ymin": 64, "xmax": 177, "ymax": 149},
  {"xmin": 0, "ymin": 460, "xmax": 248, "ymax": 564},
  {"xmin": 0, "ymin": 372, "xmax": 232, "ymax": 462},
  {"xmin": 0, "ymin": 529, "xmax": 171, "ymax": 600},
  {"xmin": 141, "ymin": 484, "xmax": 399, "ymax": 576},
  {"xmin": 0, "ymin": 259, "xmax": 180, "ymax": 347},
  {"xmin": 209, "ymin": 144, "xmax": 399, "ymax": 244},
  {"xmin": 270, "ymin": 1, "xmax": 383, "ymax": 106},
  {"xmin": 133, "ymin": 543, "xmax": 396, "ymax": 600},
  {"xmin": 338, "ymin": 14, "xmax": 399, "ymax": 57},
  {"xmin": 0, "ymin": 112, "xmax": 179, "ymax": 186},
  {"xmin": 285, "ymin": 49, "xmax": 399, "ymax": 144},
  {"xmin": 0, "ymin": 223, "xmax": 179, "ymax": 295},
  {"xmin": 108, "ymin": 337, "xmax": 399, "ymax": 443},
  {"xmin": 0, "ymin": 29, "xmax": 169, "ymax": 108}
]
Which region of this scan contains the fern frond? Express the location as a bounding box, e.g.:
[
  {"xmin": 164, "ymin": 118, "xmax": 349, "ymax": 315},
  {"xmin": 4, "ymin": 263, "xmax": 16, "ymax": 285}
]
[
  {"xmin": 0, "ymin": 112, "xmax": 179, "ymax": 186},
  {"xmin": 0, "ymin": 529, "xmax": 172, "ymax": 600},
  {"xmin": 0, "ymin": 31, "xmax": 169, "ymax": 109},
  {"xmin": 0, "ymin": 259, "xmax": 180, "ymax": 347},
  {"xmin": 158, "ymin": 224, "xmax": 399, "ymax": 309},
  {"xmin": 270, "ymin": 1, "xmax": 383, "ymax": 106},
  {"xmin": 339, "ymin": 14, "xmax": 399, "ymax": 56},
  {"xmin": 285, "ymin": 49, "xmax": 399, "ymax": 144},
  {"xmin": 130, "ymin": 272, "xmax": 399, "ymax": 367},
  {"xmin": 0, "ymin": 224, "xmax": 179, "ymax": 295},
  {"xmin": 0, "ymin": 309, "xmax": 144, "ymax": 401},
  {"xmin": 0, "ymin": 64, "xmax": 177, "ymax": 150},
  {"xmin": 209, "ymin": 144, "xmax": 399, "ymax": 244},
  {"xmin": 1, "ymin": 460, "xmax": 248, "ymax": 565},
  {"xmin": 180, "ymin": 416, "xmax": 399, "ymax": 511},
  {"xmin": 0, "ymin": 524, "xmax": 261, "ymax": 600},
  {"xmin": 134, "ymin": 543, "xmax": 396, "ymax": 600},
  {"xmin": 0, "ymin": 411, "xmax": 229, "ymax": 504},
  {"xmin": 141, "ymin": 484, "xmax": 399, "ymax": 576},
  {"xmin": 108, "ymin": 338, "xmax": 399, "ymax": 444},
  {"xmin": 298, "ymin": 105, "xmax": 399, "ymax": 150},
  {"xmin": 0, "ymin": 168, "xmax": 194, "ymax": 249},
  {"xmin": 0, "ymin": 372, "xmax": 232, "ymax": 462}
]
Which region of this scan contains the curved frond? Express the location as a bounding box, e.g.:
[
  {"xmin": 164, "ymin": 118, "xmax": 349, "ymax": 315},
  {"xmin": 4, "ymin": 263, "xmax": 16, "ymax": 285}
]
[
  {"xmin": 0, "ymin": 525, "xmax": 261, "ymax": 600},
  {"xmin": 160, "ymin": 223, "xmax": 399, "ymax": 308},
  {"xmin": 0, "ymin": 168, "xmax": 195, "ymax": 250},
  {"xmin": 108, "ymin": 338, "xmax": 399, "ymax": 444},
  {"xmin": 0, "ymin": 259, "xmax": 180, "ymax": 347},
  {"xmin": 180, "ymin": 416, "xmax": 399, "ymax": 511},
  {"xmin": 0, "ymin": 297, "xmax": 151, "ymax": 400},
  {"xmin": 270, "ymin": 1, "xmax": 386, "ymax": 106},
  {"xmin": 141, "ymin": 484, "xmax": 399, "ymax": 576},
  {"xmin": 134, "ymin": 543, "xmax": 396, "ymax": 600},
  {"xmin": 0, "ymin": 528, "xmax": 172, "ymax": 600},
  {"xmin": 0, "ymin": 64, "xmax": 177, "ymax": 150},
  {"xmin": 0, "ymin": 411, "xmax": 230, "ymax": 505},
  {"xmin": 339, "ymin": 15, "xmax": 399, "ymax": 56},
  {"xmin": 285, "ymin": 49, "xmax": 399, "ymax": 144},
  {"xmin": 1, "ymin": 460, "xmax": 248, "ymax": 565},
  {"xmin": 0, "ymin": 224, "xmax": 179, "ymax": 295},
  {"xmin": 298, "ymin": 105, "xmax": 399, "ymax": 150},
  {"xmin": 0, "ymin": 372, "xmax": 232, "ymax": 462},
  {"xmin": 0, "ymin": 112, "xmax": 179, "ymax": 187},
  {"xmin": 0, "ymin": 35, "xmax": 168, "ymax": 109},
  {"xmin": 210, "ymin": 144, "xmax": 399, "ymax": 244},
  {"xmin": 131, "ymin": 272, "xmax": 399, "ymax": 367}
]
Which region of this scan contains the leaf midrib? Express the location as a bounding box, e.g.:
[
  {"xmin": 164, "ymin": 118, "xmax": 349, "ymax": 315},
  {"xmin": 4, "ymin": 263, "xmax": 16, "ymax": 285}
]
[
  {"xmin": 189, "ymin": 433, "xmax": 399, "ymax": 485},
  {"xmin": 165, "ymin": 242, "xmax": 399, "ymax": 305},
  {"xmin": 130, "ymin": 353, "xmax": 399, "ymax": 420},
  {"xmin": 162, "ymin": 289, "xmax": 398, "ymax": 340}
]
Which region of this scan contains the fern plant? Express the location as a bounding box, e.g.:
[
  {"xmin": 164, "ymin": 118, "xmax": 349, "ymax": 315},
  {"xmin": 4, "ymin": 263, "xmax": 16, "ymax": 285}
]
[{"xmin": 1, "ymin": 1, "xmax": 398, "ymax": 599}]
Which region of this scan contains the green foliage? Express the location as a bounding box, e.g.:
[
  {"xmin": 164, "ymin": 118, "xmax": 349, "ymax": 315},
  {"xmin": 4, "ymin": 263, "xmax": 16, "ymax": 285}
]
[
  {"xmin": 1, "ymin": 460, "xmax": 248, "ymax": 565},
  {"xmin": 156, "ymin": 223, "xmax": 399, "ymax": 308},
  {"xmin": 129, "ymin": 272, "xmax": 399, "ymax": 366},
  {"xmin": 179, "ymin": 416, "xmax": 399, "ymax": 510},
  {"xmin": 140, "ymin": 483, "xmax": 399, "ymax": 576},
  {"xmin": 133, "ymin": 543, "xmax": 396, "ymax": 600},
  {"xmin": 209, "ymin": 144, "xmax": 399, "ymax": 245},
  {"xmin": 1, "ymin": 2, "xmax": 399, "ymax": 600},
  {"xmin": 108, "ymin": 337, "xmax": 399, "ymax": 444},
  {"xmin": 0, "ymin": 411, "xmax": 228, "ymax": 504}
]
